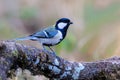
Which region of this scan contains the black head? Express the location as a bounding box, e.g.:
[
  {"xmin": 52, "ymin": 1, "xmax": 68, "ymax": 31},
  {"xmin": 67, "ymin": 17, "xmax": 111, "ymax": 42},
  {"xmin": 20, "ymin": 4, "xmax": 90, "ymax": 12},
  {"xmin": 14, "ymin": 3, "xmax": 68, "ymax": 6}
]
[
  {"xmin": 55, "ymin": 18, "xmax": 73, "ymax": 39},
  {"xmin": 55, "ymin": 18, "xmax": 73, "ymax": 30}
]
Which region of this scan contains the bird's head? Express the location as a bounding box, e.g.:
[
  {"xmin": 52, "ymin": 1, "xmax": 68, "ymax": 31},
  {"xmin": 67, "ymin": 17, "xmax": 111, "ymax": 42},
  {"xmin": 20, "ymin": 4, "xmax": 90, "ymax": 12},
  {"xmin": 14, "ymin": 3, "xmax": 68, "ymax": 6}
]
[{"xmin": 55, "ymin": 18, "xmax": 73, "ymax": 30}]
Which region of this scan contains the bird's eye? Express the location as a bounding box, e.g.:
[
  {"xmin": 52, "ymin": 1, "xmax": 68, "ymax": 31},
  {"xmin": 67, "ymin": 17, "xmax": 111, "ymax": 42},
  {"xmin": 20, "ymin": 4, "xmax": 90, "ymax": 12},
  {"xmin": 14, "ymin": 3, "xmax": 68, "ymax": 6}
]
[{"xmin": 58, "ymin": 22, "xmax": 67, "ymax": 29}]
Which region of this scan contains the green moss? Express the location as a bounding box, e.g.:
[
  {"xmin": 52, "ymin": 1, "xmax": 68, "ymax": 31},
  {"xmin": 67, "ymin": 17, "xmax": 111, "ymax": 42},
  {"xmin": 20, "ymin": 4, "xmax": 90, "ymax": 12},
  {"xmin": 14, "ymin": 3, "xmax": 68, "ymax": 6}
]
[{"xmin": 12, "ymin": 50, "xmax": 18, "ymax": 57}]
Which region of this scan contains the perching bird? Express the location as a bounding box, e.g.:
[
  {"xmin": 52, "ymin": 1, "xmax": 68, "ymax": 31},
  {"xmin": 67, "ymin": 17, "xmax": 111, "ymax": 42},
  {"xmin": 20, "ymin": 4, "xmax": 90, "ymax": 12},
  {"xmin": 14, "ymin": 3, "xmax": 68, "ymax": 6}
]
[{"xmin": 14, "ymin": 18, "xmax": 73, "ymax": 54}]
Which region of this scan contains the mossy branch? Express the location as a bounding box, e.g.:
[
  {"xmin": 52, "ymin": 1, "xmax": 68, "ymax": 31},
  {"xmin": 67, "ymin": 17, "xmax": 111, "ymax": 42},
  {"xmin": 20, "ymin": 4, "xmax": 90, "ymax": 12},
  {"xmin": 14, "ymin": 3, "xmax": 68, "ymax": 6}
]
[{"xmin": 0, "ymin": 41, "xmax": 120, "ymax": 80}]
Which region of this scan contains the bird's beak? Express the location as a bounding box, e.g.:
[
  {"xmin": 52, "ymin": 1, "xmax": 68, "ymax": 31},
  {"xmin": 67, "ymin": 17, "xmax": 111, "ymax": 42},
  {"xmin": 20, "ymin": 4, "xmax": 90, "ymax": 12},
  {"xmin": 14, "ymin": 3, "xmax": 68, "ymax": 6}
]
[{"xmin": 69, "ymin": 22, "xmax": 73, "ymax": 24}]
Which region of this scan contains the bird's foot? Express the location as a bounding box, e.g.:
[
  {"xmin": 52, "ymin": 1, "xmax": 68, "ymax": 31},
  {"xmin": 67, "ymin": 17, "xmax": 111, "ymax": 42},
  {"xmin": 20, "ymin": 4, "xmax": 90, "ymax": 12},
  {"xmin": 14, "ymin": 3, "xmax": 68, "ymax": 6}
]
[
  {"xmin": 42, "ymin": 48, "xmax": 56, "ymax": 55},
  {"xmin": 42, "ymin": 46, "xmax": 56, "ymax": 55},
  {"xmin": 50, "ymin": 51, "xmax": 56, "ymax": 55}
]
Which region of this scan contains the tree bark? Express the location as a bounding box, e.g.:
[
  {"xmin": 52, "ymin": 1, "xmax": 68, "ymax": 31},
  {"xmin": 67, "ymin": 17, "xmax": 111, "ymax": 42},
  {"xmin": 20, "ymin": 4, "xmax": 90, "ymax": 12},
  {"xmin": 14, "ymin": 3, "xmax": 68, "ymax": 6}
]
[{"xmin": 0, "ymin": 41, "xmax": 120, "ymax": 80}]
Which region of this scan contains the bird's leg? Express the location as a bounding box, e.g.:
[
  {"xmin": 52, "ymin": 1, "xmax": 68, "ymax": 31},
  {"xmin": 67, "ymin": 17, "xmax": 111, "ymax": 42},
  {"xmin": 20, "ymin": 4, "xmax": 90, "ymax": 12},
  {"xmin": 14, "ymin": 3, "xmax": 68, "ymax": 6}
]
[
  {"xmin": 39, "ymin": 42, "xmax": 56, "ymax": 55},
  {"xmin": 39, "ymin": 42, "xmax": 46, "ymax": 50},
  {"xmin": 41, "ymin": 44, "xmax": 55, "ymax": 55},
  {"xmin": 41, "ymin": 44, "xmax": 47, "ymax": 51},
  {"xmin": 48, "ymin": 46, "xmax": 56, "ymax": 55},
  {"xmin": 42, "ymin": 45, "xmax": 46, "ymax": 50}
]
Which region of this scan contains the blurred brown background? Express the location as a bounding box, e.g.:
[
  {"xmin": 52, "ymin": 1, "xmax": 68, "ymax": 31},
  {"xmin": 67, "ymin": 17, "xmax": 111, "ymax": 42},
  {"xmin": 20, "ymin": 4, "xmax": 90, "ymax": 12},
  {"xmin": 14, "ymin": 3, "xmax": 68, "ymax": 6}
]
[
  {"xmin": 0, "ymin": 0, "xmax": 120, "ymax": 61},
  {"xmin": 1, "ymin": 0, "xmax": 120, "ymax": 80},
  {"xmin": 0, "ymin": 0, "xmax": 120, "ymax": 65}
]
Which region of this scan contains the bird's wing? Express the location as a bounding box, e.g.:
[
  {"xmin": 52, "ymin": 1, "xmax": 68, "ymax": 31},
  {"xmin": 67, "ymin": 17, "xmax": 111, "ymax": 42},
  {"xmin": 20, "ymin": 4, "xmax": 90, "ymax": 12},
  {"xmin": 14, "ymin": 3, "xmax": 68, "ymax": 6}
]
[{"xmin": 30, "ymin": 27, "xmax": 58, "ymax": 38}]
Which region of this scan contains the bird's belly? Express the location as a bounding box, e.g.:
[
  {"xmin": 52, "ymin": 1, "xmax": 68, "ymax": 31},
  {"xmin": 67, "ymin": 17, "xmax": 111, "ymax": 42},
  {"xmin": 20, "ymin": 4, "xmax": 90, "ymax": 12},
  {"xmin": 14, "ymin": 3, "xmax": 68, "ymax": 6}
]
[
  {"xmin": 39, "ymin": 30, "xmax": 63, "ymax": 46},
  {"xmin": 39, "ymin": 38, "xmax": 62, "ymax": 46}
]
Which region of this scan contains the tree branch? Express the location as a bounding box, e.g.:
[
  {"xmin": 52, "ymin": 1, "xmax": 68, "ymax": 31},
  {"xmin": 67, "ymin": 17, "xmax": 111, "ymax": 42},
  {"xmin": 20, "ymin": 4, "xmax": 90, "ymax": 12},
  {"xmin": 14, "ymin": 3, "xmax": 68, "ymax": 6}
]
[{"xmin": 0, "ymin": 41, "xmax": 120, "ymax": 80}]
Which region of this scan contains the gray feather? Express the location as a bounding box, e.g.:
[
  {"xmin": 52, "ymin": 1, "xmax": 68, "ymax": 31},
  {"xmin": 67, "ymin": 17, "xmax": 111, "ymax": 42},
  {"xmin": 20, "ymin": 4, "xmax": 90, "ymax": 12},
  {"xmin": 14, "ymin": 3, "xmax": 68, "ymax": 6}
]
[
  {"xmin": 13, "ymin": 36, "xmax": 37, "ymax": 41},
  {"xmin": 30, "ymin": 27, "xmax": 58, "ymax": 38}
]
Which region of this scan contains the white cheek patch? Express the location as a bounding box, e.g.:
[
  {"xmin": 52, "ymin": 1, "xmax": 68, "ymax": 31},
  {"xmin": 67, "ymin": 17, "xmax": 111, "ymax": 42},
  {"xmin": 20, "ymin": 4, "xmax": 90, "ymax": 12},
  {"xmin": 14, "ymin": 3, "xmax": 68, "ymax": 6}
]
[{"xmin": 58, "ymin": 22, "xmax": 67, "ymax": 29}]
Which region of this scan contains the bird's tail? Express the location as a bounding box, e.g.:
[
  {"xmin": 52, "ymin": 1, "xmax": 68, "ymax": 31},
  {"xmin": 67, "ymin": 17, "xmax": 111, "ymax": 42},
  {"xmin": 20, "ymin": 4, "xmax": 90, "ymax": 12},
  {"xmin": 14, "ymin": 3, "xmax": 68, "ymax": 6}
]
[{"xmin": 13, "ymin": 36, "xmax": 36, "ymax": 41}]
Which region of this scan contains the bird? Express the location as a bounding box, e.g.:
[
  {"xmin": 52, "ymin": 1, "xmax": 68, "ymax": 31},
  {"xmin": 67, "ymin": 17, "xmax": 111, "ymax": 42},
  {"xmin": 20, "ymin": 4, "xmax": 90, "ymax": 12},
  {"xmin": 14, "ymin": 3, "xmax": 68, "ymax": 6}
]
[{"xmin": 14, "ymin": 18, "xmax": 73, "ymax": 54}]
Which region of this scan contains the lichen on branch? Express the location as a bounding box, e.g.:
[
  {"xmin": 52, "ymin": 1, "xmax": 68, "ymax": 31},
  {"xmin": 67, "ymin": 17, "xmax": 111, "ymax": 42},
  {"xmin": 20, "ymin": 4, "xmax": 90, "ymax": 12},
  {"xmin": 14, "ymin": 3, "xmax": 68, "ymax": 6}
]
[{"xmin": 0, "ymin": 41, "xmax": 120, "ymax": 80}]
